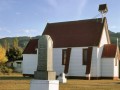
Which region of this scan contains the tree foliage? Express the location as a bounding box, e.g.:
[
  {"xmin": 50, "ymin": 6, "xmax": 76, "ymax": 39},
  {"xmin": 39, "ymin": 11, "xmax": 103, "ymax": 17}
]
[
  {"xmin": 6, "ymin": 47, "xmax": 23, "ymax": 61},
  {"xmin": 0, "ymin": 64, "xmax": 13, "ymax": 74},
  {"xmin": 6, "ymin": 38, "xmax": 23, "ymax": 62},
  {"xmin": 3, "ymin": 39, "xmax": 9, "ymax": 51},
  {"xmin": 0, "ymin": 45, "xmax": 8, "ymax": 64},
  {"xmin": 13, "ymin": 38, "xmax": 18, "ymax": 48}
]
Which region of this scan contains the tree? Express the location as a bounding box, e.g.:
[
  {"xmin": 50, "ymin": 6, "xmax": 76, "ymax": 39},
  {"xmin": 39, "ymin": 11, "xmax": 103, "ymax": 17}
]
[
  {"xmin": 6, "ymin": 38, "xmax": 23, "ymax": 62},
  {"xmin": 0, "ymin": 45, "xmax": 8, "ymax": 64},
  {"xmin": 6, "ymin": 46, "xmax": 23, "ymax": 62},
  {"xmin": 3, "ymin": 39, "xmax": 9, "ymax": 51},
  {"xmin": 13, "ymin": 38, "xmax": 18, "ymax": 48}
]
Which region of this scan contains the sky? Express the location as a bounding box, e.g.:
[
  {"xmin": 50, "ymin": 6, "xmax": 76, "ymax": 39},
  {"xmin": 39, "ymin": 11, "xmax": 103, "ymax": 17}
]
[{"xmin": 0, "ymin": 0, "xmax": 120, "ymax": 38}]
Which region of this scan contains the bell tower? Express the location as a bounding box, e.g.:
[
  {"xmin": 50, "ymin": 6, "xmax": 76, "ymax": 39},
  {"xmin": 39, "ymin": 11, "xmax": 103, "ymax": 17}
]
[{"xmin": 98, "ymin": 4, "xmax": 108, "ymax": 22}]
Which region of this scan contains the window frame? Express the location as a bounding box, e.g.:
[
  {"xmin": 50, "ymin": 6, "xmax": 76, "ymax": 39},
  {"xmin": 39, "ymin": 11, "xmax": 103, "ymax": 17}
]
[
  {"xmin": 83, "ymin": 48, "xmax": 88, "ymax": 65},
  {"xmin": 62, "ymin": 49, "xmax": 67, "ymax": 65},
  {"xmin": 17, "ymin": 62, "xmax": 22, "ymax": 68}
]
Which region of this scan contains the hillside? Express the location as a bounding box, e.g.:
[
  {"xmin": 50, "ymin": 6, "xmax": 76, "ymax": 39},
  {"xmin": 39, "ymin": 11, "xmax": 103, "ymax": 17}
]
[
  {"xmin": 109, "ymin": 31, "xmax": 120, "ymax": 45},
  {"xmin": 0, "ymin": 30, "xmax": 120, "ymax": 49},
  {"xmin": 0, "ymin": 36, "xmax": 42, "ymax": 49}
]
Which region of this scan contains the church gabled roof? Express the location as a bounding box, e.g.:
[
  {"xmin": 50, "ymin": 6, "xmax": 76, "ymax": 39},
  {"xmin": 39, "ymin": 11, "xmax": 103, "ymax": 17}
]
[
  {"xmin": 102, "ymin": 44, "xmax": 118, "ymax": 58},
  {"xmin": 23, "ymin": 18, "xmax": 111, "ymax": 54},
  {"xmin": 43, "ymin": 18, "xmax": 109, "ymax": 48},
  {"xmin": 23, "ymin": 39, "xmax": 38, "ymax": 54}
]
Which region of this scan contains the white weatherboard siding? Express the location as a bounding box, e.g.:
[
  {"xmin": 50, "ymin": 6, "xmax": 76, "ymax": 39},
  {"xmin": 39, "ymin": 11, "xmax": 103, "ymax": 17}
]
[
  {"xmin": 97, "ymin": 46, "xmax": 104, "ymax": 77},
  {"xmin": 90, "ymin": 47, "xmax": 97, "ymax": 77},
  {"xmin": 22, "ymin": 54, "xmax": 38, "ymax": 75},
  {"xmin": 99, "ymin": 27, "xmax": 109, "ymax": 47},
  {"xmin": 97, "ymin": 28, "xmax": 109, "ymax": 77},
  {"xmin": 101, "ymin": 58, "xmax": 114, "ymax": 77},
  {"xmin": 53, "ymin": 47, "xmax": 98, "ymax": 77},
  {"xmin": 68, "ymin": 48, "xmax": 86, "ymax": 76},
  {"xmin": 114, "ymin": 58, "xmax": 119, "ymax": 77},
  {"xmin": 53, "ymin": 48, "xmax": 64, "ymax": 76},
  {"xmin": 53, "ymin": 47, "xmax": 87, "ymax": 76}
]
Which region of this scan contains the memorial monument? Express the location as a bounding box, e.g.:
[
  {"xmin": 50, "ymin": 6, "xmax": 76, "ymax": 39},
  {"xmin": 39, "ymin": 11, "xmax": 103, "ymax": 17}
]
[{"xmin": 30, "ymin": 35, "xmax": 59, "ymax": 90}]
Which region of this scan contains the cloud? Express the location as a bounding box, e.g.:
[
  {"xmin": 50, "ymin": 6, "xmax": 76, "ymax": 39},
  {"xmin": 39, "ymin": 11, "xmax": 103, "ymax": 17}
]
[
  {"xmin": 110, "ymin": 25, "xmax": 117, "ymax": 29},
  {"xmin": 109, "ymin": 25, "xmax": 120, "ymax": 33},
  {"xmin": 0, "ymin": 27, "xmax": 12, "ymax": 33},
  {"xmin": 0, "ymin": 27, "xmax": 41, "ymax": 38},
  {"xmin": 36, "ymin": 0, "xmax": 88, "ymax": 22},
  {"xmin": 53, "ymin": 0, "xmax": 88, "ymax": 20},
  {"xmin": 18, "ymin": 29, "xmax": 41, "ymax": 37},
  {"xmin": 75, "ymin": 0, "xmax": 88, "ymax": 16},
  {"xmin": 24, "ymin": 29, "xmax": 38, "ymax": 33},
  {"xmin": 0, "ymin": 27, "xmax": 12, "ymax": 38}
]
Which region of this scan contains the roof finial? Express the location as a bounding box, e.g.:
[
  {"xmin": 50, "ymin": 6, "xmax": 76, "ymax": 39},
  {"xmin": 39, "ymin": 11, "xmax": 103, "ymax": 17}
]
[
  {"xmin": 98, "ymin": 4, "xmax": 108, "ymax": 23},
  {"xmin": 117, "ymin": 38, "xmax": 119, "ymax": 47},
  {"xmin": 30, "ymin": 36, "xmax": 32, "ymax": 40}
]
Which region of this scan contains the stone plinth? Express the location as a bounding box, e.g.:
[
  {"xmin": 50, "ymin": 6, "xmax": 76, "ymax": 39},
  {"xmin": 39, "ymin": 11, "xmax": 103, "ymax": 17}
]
[
  {"xmin": 30, "ymin": 80, "xmax": 59, "ymax": 90},
  {"xmin": 34, "ymin": 71, "xmax": 56, "ymax": 80}
]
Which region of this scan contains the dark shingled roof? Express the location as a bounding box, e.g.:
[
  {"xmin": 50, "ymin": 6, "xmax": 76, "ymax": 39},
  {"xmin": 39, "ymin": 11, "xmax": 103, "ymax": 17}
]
[
  {"xmin": 42, "ymin": 18, "xmax": 106, "ymax": 48},
  {"xmin": 23, "ymin": 18, "xmax": 109, "ymax": 54},
  {"xmin": 102, "ymin": 44, "xmax": 117, "ymax": 58},
  {"xmin": 23, "ymin": 39, "xmax": 38, "ymax": 54}
]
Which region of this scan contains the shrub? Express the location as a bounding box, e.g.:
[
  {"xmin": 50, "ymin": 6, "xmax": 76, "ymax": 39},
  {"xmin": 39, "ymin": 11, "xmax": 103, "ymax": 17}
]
[{"xmin": 0, "ymin": 64, "xmax": 13, "ymax": 74}]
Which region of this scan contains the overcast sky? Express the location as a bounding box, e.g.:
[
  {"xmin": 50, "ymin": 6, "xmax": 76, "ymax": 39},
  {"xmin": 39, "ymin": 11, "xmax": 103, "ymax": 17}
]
[{"xmin": 0, "ymin": 0, "xmax": 120, "ymax": 38}]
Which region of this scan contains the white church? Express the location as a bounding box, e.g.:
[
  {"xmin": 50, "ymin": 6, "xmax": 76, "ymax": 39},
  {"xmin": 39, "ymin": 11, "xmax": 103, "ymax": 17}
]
[{"xmin": 22, "ymin": 4, "xmax": 120, "ymax": 80}]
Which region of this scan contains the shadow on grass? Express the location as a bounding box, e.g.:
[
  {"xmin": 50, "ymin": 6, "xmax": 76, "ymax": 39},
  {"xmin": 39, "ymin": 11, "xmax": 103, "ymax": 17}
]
[
  {"xmin": 0, "ymin": 76, "xmax": 33, "ymax": 80},
  {"xmin": 114, "ymin": 82, "xmax": 120, "ymax": 84}
]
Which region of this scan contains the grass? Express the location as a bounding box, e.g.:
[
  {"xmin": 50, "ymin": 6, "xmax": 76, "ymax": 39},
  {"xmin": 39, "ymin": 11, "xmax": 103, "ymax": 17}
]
[
  {"xmin": 60, "ymin": 80, "xmax": 120, "ymax": 90},
  {"xmin": 0, "ymin": 73, "xmax": 31, "ymax": 90},
  {"xmin": 0, "ymin": 73, "xmax": 120, "ymax": 90}
]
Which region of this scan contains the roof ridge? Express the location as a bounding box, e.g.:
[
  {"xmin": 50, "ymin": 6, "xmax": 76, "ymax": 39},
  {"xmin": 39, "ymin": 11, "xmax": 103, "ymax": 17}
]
[{"xmin": 47, "ymin": 18, "xmax": 103, "ymax": 25}]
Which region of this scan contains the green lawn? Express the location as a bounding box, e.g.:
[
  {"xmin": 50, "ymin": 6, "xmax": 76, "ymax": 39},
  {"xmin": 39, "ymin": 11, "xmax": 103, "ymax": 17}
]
[{"xmin": 0, "ymin": 74, "xmax": 120, "ymax": 90}]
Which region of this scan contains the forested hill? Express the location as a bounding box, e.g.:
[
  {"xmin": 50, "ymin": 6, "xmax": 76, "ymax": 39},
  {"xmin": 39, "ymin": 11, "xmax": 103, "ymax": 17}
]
[
  {"xmin": 0, "ymin": 30, "xmax": 120, "ymax": 49},
  {"xmin": 0, "ymin": 36, "xmax": 40, "ymax": 49},
  {"xmin": 109, "ymin": 31, "xmax": 120, "ymax": 45}
]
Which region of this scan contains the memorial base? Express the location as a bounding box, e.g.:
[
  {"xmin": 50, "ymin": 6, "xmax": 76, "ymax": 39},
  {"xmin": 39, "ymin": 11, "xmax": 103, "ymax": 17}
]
[
  {"xmin": 34, "ymin": 71, "xmax": 56, "ymax": 80},
  {"xmin": 30, "ymin": 80, "xmax": 59, "ymax": 90}
]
